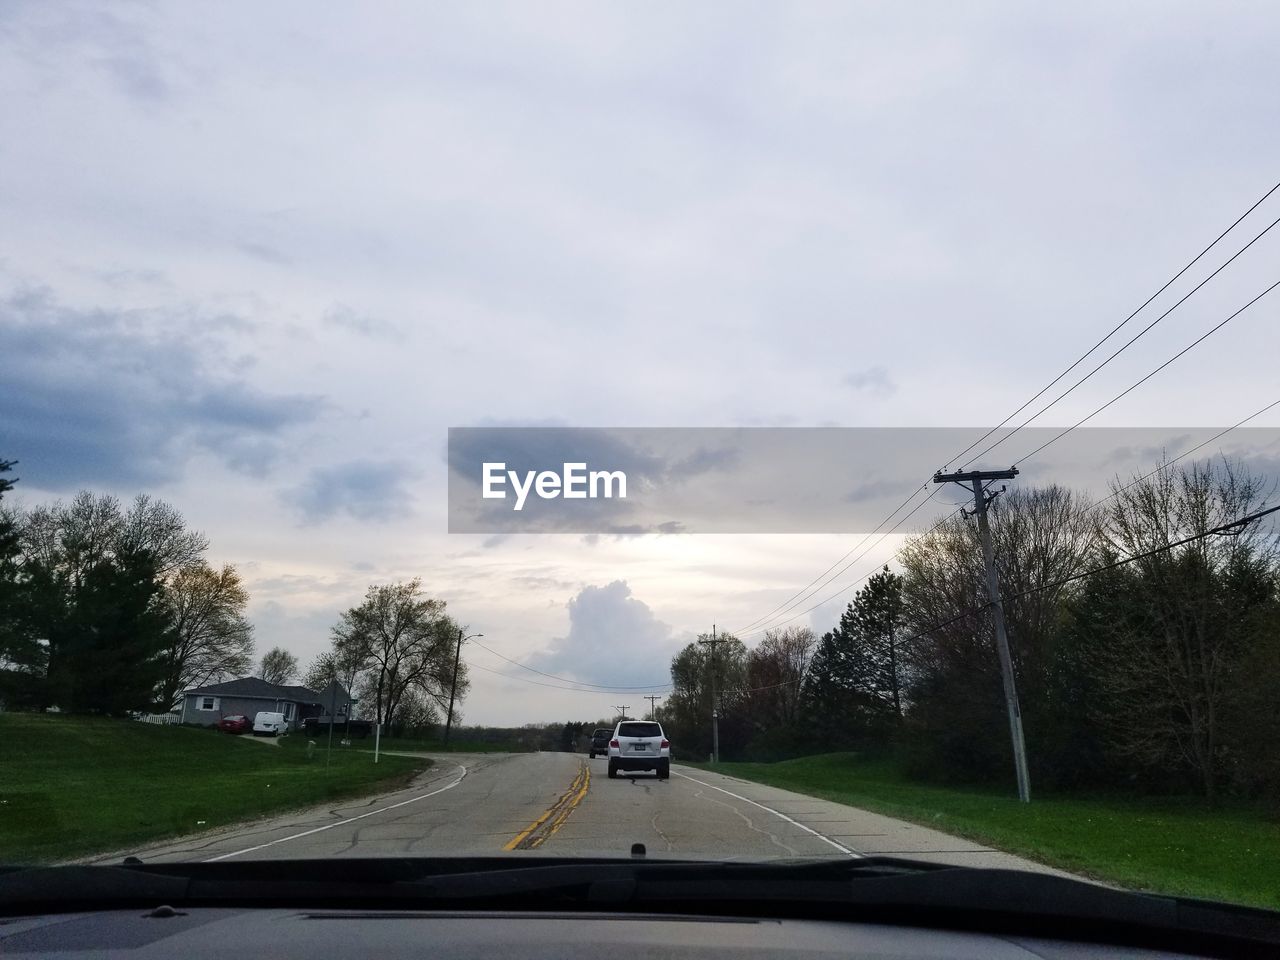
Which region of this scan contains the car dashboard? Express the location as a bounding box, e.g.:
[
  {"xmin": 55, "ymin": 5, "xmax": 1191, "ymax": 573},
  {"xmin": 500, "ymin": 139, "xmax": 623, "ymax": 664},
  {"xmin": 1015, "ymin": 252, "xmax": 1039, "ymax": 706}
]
[{"xmin": 0, "ymin": 908, "xmax": 1231, "ymax": 960}]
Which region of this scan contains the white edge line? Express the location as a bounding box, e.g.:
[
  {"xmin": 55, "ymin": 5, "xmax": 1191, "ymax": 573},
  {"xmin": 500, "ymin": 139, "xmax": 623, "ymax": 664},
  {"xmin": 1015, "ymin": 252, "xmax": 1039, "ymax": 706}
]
[
  {"xmin": 672, "ymin": 768, "xmax": 860, "ymax": 858},
  {"xmin": 203, "ymin": 764, "xmax": 468, "ymax": 862}
]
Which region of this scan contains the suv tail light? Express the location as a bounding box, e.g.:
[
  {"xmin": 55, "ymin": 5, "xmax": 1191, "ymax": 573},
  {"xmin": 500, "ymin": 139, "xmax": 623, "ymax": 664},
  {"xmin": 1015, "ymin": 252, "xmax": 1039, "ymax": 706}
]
[
  {"xmin": 609, "ymin": 739, "xmax": 619, "ymax": 748},
  {"xmin": 660, "ymin": 739, "xmax": 670, "ymax": 748}
]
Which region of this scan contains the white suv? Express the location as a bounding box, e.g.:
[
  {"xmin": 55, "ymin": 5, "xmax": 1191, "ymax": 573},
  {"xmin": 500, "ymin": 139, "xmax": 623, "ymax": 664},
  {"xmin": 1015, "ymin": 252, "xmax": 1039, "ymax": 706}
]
[{"xmin": 606, "ymin": 720, "xmax": 670, "ymax": 780}]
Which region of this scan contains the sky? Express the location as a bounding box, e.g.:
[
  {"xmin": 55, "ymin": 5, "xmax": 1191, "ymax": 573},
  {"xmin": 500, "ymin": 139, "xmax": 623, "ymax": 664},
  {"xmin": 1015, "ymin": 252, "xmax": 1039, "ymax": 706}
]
[{"xmin": 2, "ymin": 1, "xmax": 1279, "ymax": 725}]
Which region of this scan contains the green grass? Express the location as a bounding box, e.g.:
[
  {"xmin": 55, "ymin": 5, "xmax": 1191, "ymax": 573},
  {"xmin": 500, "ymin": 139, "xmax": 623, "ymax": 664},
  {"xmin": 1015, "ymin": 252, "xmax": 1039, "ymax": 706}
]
[
  {"xmin": 0, "ymin": 714, "xmax": 430, "ymax": 864},
  {"xmin": 691, "ymin": 753, "xmax": 1280, "ymax": 910}
]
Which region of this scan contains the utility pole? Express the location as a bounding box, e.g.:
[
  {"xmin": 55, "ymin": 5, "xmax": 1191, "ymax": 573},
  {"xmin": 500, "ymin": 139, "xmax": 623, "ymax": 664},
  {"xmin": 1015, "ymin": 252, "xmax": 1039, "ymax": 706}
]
[
  {"xmin": 444, "ymin": 630, "xmax": 482, "ymax": 747},
  {"xmin": 933, "ymin": 467, "xmax": 1031, "ymax": 802},
  {"xmin": 699, "ymin": 625, "xmax": 724, "ymax": 763},
  {"xmin": 644, "ymin": 694, "xmax": 661, "ymax": 719},
  {"xmin": 612, "ymin": 705, "xmax": 630, "ymax": 722}
]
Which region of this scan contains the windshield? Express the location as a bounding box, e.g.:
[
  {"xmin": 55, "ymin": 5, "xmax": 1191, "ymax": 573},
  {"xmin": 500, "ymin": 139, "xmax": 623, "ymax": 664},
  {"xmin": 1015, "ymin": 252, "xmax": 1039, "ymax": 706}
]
[{"xmin": 2, "ymin": 1, "xmax": 1278, "ymax": 919}]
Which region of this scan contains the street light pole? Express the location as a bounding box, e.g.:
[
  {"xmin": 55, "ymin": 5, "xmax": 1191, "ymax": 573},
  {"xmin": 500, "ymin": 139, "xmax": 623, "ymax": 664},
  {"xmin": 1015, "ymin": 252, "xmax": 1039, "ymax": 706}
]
[{"xmin": 444, "ymin": 629, "xmax": 482, "ymax": 747}]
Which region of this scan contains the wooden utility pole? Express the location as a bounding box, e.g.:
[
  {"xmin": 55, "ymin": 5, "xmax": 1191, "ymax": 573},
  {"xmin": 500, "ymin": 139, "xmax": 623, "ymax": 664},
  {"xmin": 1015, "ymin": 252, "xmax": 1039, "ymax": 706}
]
[
  {"xmin": 698, "ymin": 625, "xmax": 724, "ymax": 762},
  {"xmin": 444, "ymin": 630, "xmax": 481, "ymax": 746},
  {"xmin": 933, "ymin": 467, "xmax": 1031, "ymax": 802},
  {"xmin": 612, "ymin": 705, "xmax": 630, "ymax": 721},
  {"xmin": 644, "ymin": 694, "xmax": 661, "ymax": 719}
]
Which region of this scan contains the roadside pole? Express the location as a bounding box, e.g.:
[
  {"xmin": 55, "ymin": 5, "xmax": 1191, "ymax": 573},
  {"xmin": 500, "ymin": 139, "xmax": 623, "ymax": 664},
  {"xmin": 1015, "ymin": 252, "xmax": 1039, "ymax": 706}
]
[
  {"xmin": 933, "ymin": 467, "xmax": 1031, "ymax": 802},
  {"xmin": 374, "ymin": 722, "xmax": 381, "ymax": 763},
  {"xmin": 445, "ymin": 630, "xmax": 482, "ymax": 747},
  {"xmin": 326, "ymin": 681, "xmax": 336, "ymax": 770},
  {"xmin": 699, "ymin": 625, "xmax": 723, "ymax": 763}
]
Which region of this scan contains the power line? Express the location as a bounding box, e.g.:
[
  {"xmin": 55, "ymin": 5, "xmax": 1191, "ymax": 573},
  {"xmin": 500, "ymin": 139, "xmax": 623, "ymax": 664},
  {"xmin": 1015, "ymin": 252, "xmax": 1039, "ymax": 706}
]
[
  {"xmin": 732, "ymin": 481, "xmax": 933, "ymax": 634},
  {"xmin": 729, "ymin": 181, "xmax": 1280, "ymax": 639},
  {"xmin": 896, "ymin": 502, "xmax": 1280, "ymax": 650},
  {"xmin": 948, "ymin": 180, "xmax": 1280, "ymax": 469},
  {"xmin": 962, "ymin": 216, "xmax": 1280, "ymax": 469},
  {"xmin": 736, "ymin": 497, "xmax": 961, "ymax": 643},
  {"xmin": 734, "ymin": 486, "xmax": 940, "ymax": 638},
  {"xmin": 468, "ymin": 661, "xmax": 672, "ymax": 695},
  {"xmin": 1013, "ymin": 277, "xmax": 1280, "ymax": 465},
  {"xmin": 468, "ymin": 637, "xmax": 671, "ymax": 690},
  {"xmin": 736, "ymin": 392, "xmax": 1279, "ymax": 644},
  {"xmin": 1091, "ymin": 398, "xmax": 1280, "ymax": 510}
]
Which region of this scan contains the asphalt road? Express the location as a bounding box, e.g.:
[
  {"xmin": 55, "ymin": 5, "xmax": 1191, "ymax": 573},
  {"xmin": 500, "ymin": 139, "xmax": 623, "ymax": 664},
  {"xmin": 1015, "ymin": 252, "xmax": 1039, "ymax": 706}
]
[{"xmin": 91, "ymin": 752, "xmax": 1071, "ymax": 874}]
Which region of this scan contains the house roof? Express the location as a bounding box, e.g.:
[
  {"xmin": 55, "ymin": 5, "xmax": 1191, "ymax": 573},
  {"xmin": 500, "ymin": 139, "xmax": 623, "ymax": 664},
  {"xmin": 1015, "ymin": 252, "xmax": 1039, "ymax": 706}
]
[
  {"xmin": 317, "ymin": 679, "xmax": 354, "ymax": 704},
  {"xmin": 184, "ymin": 677, "xmax": 328, "ymax": 703}
]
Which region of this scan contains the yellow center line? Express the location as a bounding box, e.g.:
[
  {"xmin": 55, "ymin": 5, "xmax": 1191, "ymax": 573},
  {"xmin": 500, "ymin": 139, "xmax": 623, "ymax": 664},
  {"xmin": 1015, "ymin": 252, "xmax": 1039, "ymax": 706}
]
[
  {"xmin": 503, "ymin": 761, "xmax": 590, "ymax": 851},
  {"xmin": 529, "ymin": 763, "xmax": 591, "ymax": 849}
]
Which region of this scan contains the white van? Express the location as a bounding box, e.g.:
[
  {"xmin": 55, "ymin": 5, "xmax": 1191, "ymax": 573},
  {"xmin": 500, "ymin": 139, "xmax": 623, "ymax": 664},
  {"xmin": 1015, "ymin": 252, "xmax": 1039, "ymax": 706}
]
[{"xmin": 252, "ymin": 711, "xmax": 287, "ymax": 737}]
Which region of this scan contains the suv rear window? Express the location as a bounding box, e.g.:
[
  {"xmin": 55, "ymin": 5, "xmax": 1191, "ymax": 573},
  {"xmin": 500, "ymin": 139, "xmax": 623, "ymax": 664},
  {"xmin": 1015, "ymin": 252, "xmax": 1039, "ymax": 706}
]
[{"xmin": 617, "ymin": 722, "xmax": 662, "ymax": 738}]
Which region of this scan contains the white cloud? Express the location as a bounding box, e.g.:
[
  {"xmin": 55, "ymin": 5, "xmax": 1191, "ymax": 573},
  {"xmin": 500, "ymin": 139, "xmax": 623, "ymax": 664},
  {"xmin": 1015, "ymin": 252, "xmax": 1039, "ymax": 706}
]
[{"xmin": 527, "ymin": 581, "xmax": 681, "ymax": 688}]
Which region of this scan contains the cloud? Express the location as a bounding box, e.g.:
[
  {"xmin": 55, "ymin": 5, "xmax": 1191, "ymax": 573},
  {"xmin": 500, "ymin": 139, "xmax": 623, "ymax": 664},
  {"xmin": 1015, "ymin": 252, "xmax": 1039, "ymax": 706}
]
[
  {"xmin": 323, "ymin": 304, "xmax": 401, "ymax": 340},
  {"xmin": 843, "ymin": 477, "xmax": 911, "ymax": 503},
  {"xmin": 285, "ymin": 459, "xmax": 418, "ymax": 524},
  {"xmin": 235, "ymin": 240, "xmax": 293, "ymax": 266},
  {"xmin": 842, "ymin": 366, "xmax": 896, "ymax": 398},
  {"xmin": 526, "ymin": 581, "xmax": 680, "ymax": 688},
  {"xmin": 0, "ymin": 285, "xmax": 321, "ymax": 489},
  {"xmin": 1, "ymin": 4, "xmax": 177, "ymax": 101}
]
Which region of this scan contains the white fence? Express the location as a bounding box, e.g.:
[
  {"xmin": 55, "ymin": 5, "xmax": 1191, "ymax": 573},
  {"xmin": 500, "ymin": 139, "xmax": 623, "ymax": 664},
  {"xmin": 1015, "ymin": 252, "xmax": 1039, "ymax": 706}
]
[{"xmin": 135, "ymin": 712, "xmax": 182, "ymax": 725}]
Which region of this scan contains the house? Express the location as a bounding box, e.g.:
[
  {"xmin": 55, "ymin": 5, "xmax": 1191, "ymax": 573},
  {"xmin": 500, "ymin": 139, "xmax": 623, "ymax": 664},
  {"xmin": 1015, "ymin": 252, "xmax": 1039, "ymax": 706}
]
[{"xmin": 180, "ymin": 677, "xmax": 352, "ymax": 731}]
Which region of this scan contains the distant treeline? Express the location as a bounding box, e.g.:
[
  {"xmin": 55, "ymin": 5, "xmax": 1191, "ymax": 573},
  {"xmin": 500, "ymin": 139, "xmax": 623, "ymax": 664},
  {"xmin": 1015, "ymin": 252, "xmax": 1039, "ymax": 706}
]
[{"xmin": 655, "ymin": 459, "xmax": 1279, "ymax": 804}]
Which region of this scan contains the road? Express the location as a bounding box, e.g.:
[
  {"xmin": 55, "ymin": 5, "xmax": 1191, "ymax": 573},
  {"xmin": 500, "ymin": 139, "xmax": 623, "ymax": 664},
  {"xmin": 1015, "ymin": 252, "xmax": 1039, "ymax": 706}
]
[{"xmin": 90, "ymin": 752, "xmax": 1071, "ymax": 874}]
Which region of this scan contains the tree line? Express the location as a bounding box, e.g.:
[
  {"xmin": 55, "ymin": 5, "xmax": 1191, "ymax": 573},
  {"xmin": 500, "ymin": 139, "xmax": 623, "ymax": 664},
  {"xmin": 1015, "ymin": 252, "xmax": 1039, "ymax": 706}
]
[
  {"xmin": 657, "ymin": 459, "xmax": 1280, "ymax": 803},
  {"xmin": 0, "ymin": 461, "xmax": 256, "ymax": 713},
  {"xmin": 0, "ymin": 461, "xmax": 469, "ymax": 733}
]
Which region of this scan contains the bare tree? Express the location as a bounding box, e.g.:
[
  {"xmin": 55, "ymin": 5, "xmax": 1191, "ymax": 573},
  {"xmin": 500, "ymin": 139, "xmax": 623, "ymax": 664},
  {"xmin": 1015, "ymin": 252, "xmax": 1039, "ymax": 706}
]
[
  {"xmin": 746, "ymin": 626, "xmax": 815, "ymax": 729},
  {"xmin": 19, "ymin": 492, "xmax": 207, "ymax": 586},
  {"xmin": 331, "ymin": 579, "xmax": 459, "ymax": 728},
  {"xmin": 259, "ymin": 646, "xmax": 300, "ymax": 685},
  {"xmin": 119, "ymin": 495, "xmax": 209, "ymax": 577},
  {"xmin": 156, "ymin": 563, "xmax": 254, "ymax": 708}
]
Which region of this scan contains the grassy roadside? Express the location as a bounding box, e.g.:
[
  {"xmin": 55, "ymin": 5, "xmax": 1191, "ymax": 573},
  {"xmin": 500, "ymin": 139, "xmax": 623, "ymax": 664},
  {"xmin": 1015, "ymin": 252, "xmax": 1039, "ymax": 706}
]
[
  {"xmin": 1, "ymin": 714, "xmax": 430, "ymax": 864},
  {"xmin": 689, "ymin": 753, "xmax": 1280, "ymax": 909}
]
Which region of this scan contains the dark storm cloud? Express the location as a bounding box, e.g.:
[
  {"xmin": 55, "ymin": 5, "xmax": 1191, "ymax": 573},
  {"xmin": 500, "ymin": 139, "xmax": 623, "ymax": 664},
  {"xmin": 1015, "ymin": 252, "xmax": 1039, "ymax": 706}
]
[
  {"xmin": 0, "ymin": 285, "xmax": 321, "ymax": 489},
  {"xmin": 285, "ymin": 459, "xmax": 419, "ymax": 524}
]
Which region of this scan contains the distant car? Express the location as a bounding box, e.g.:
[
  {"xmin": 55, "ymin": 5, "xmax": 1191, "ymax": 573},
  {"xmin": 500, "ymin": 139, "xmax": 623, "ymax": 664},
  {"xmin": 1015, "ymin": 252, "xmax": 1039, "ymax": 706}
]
[
  {"xmin": 587, "ymin": 728, "xmax": 611, "ymax": 758},
  {"xmin": 252, "ymin": 711, "xmax": 287, "ymax": 737},
  {"xmin": 607, "ymin": 720, "xmax": 670, "ymax": 779},
  {"xmin": 217, "ymin": 715, "xmax": 250, "ymax": 735}
]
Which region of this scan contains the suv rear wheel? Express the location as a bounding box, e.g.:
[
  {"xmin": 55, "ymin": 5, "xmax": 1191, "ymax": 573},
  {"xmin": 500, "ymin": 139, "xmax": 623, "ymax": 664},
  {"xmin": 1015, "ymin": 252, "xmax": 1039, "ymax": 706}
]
[
  {"xmin": 607, "ymin": 759, "xmax": 618, "ymax": 779},
  {"xmin": 657, "ymin": 760, "xmax": 670, "ymax": 780}
]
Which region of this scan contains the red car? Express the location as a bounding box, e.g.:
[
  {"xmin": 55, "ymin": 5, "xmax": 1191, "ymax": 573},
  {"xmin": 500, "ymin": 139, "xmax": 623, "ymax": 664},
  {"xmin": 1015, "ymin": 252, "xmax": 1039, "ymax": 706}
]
[{"xmin": 217, "ymin": 715, "xmax": 250, "ymax": 735}]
